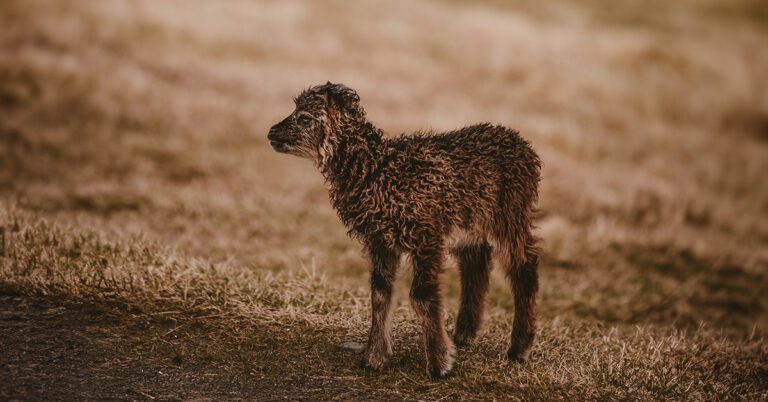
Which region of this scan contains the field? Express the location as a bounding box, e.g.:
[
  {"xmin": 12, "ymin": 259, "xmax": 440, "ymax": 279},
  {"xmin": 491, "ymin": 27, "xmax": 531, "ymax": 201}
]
[{"xmin": 1, "ymin": 0, "xmax": 767, "ymax": 399}]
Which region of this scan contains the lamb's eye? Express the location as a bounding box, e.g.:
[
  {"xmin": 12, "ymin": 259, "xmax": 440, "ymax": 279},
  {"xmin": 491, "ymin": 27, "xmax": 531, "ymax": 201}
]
[{"xmin": 297, "ymin": 115, "xmax": 313, "ymax": 125}]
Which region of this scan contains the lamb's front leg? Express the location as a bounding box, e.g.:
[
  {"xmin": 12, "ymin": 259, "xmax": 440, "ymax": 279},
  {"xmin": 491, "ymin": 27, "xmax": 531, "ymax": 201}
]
[
  {"xmin": 359, "ymin": 244, "xmax": 400, "ymax": 371},
  {"xmin": 409, "ymin": 248, "xmax": 455, "ymax": 379}
]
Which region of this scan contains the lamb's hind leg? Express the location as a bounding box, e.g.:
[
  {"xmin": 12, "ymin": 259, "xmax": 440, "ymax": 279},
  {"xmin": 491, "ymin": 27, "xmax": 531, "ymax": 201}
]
[
  {"xmin": 505, "ymin": 236, "xmax": 540, "ymax": 362},
  {"xmin": 451, "ymin": 241, "xmax": 492, "ymax": 347},
  {"xmin": 359, "ymin": 244, "xmax": 400, "ymax": 370},
  {"xmin": 410, "ymin": 247, "xmax": 455, "ymax": 379}
]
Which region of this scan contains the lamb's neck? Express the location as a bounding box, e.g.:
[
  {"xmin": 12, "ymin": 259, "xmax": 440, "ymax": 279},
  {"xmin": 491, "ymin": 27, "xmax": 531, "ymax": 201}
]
[{"xmin": 322, "ymin": 124, "xmax": 384, "ymax": 197}]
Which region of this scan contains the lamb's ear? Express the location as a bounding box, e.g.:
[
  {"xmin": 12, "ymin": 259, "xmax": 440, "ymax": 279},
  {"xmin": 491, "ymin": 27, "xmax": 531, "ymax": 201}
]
[
  {"xmin": 325, "ymin": 89, "xmax": 341, "ymax": 122},
  {"xmin": 326, "ymin": 84, "xmax": 364, "ymax": 122}
]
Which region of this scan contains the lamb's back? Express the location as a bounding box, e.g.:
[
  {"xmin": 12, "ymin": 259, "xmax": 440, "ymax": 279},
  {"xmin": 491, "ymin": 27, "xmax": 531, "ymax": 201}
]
[
  {"xmin": 375, "ymin": 124, "xmax": 539, "ymax": 236},
  {"xmin": 385, "ymin": 123, "xmax": 538, "ymax": 186}
]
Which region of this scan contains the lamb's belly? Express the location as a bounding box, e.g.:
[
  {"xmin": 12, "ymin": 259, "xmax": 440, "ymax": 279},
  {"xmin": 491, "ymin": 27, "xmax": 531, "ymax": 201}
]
[{"xmin": 444, "ymin": 225, "xmax": 486, "ymax": 249}]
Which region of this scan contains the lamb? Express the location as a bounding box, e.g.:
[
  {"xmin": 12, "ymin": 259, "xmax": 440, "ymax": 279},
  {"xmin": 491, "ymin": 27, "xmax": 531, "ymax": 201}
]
[{"xmin": 267, "ymin": 82, "xmax": 541, "ymax": 379}]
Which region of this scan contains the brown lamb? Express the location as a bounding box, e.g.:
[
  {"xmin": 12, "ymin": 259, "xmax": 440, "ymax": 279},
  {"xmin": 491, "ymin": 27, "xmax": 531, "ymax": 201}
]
[{"xmin": 267, "ymin": 82, "xmax": 541, "ymax": 379}]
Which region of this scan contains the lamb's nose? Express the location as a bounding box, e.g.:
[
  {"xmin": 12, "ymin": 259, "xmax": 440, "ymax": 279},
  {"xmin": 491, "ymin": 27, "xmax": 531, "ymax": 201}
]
[{"xmin": 267, "ymin": 129, "xmax": 277, "ymax": 141}]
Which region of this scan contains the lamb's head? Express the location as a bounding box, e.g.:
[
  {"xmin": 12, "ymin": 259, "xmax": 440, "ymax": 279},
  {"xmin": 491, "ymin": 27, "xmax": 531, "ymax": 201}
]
[{"xmin": 268, "ymin": 82, "xmax": 366, "ymax": 162}]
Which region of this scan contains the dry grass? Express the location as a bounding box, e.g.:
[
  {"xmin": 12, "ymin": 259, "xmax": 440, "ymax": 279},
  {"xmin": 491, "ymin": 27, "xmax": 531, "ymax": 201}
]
[
  {"xmin": 1, "ymin": 0, "xmax": 767, "ymax": 399},
  {"xmin": 2, "ymin": 207, "xmax": 766, "ymax": 400}
]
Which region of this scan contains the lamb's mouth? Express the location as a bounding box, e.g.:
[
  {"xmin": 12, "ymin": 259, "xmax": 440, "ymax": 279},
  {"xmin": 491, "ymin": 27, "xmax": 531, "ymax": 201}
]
[{"xmin": 269, "ymin": 140, "xmax": 290, "ymax": 153}]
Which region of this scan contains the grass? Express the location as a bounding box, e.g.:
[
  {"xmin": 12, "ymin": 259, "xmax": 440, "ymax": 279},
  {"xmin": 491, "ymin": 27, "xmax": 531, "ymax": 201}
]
[
  {"xmin": 1, "ymin": 0, "xmax": 767, "ymax": 399},
  {"xmin": 2, "ymin": 206, "xmax": 766, "ymax": 400}
]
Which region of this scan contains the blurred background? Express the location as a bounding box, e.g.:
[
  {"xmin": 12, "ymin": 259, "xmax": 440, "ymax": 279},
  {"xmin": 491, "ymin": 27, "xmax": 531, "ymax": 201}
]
[{"xmin": 0, "ymin": 0, "xmax": 767, "ymax": 398}]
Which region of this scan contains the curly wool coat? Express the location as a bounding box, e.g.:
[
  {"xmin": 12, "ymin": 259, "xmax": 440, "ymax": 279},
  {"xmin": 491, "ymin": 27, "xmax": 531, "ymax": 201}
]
[
  {"xmin": 323, "ymin": 121, "xmax": 539, "ymax": 262},
  {"xmin": 268, "ymin": 82, "xmax": 541, "ymax": 379}
]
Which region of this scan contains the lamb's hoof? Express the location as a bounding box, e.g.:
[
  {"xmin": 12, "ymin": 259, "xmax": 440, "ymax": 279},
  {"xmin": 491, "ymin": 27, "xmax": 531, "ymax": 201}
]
[
  {"xmin": 506, "ymin": 347, "xmax": 530, "ymax": 363},
  {"xmin": 427, "ymin": 341, "xmax": 456, "ymax": 380},
  {"xmin": 452, "ymin": 331, "xmax": 476, "ymax": 348},
  {"xmin": 429, "ymin": 364, "xmax": 454, "ymax": 380},
  {"xmin": 358, "ymin": 350, "xmax": 388, "ymax": 371}
]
